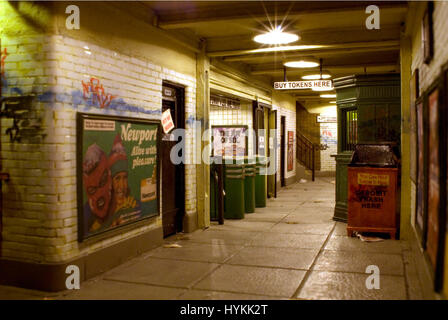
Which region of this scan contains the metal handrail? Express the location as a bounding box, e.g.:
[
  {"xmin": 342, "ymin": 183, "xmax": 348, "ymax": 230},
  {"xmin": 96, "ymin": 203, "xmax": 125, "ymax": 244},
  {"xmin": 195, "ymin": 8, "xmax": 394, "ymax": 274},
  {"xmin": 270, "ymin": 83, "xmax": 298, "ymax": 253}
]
[{"xmin": 296, "ymin": 131, "xmax": 319, "ymax": 182}]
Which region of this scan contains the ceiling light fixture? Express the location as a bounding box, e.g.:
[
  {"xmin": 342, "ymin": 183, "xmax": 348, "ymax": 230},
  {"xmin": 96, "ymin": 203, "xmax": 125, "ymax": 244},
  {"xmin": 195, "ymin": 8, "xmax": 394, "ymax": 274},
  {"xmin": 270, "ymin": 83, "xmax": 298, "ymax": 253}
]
[
  {"xmin": 320, "ymin": 94, "xmax": 336, "ymax": 98},
  {"xmin": 302, "ymin": 71, "xmax": 331, "ymax": 80},
  {"xmin": 312, "ymin": 85, "xmax": 334, "ymax": 92},
  {"xmin": 283, "ymin": 57, "xmax": 319, "ymax": 68},
  {"xmin": 254, "ymin": 26, "xmax": 299, "ymax": 45}
]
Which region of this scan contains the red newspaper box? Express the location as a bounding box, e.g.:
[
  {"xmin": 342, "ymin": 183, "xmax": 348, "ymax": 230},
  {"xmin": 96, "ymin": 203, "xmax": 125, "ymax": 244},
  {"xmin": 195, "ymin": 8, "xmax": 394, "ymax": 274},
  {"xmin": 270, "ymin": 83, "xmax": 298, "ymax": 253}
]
[{"xmin": 347, "ymin": 144, "xmax": 399, "ymax": 239}]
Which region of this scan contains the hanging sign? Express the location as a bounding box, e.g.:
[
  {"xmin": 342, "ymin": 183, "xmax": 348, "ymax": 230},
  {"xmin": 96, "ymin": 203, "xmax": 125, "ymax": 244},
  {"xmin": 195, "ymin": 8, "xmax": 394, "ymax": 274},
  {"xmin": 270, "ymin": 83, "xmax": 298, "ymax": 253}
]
[
  {"xmin": 161, "ymin": 109, "xmax": 175, "ymax": 134},
  {"xmin": 77, "ymin": 113, "xmax": 159, "ymax": 241},
  {"xmin": 210, "ymin": 94, "xmax": 240, "ymax": 109},
  {"xmin": 212, "ymin": 125, "xmax": 248, "ymax": 157},
  {"xmin": 273, "ymin": 80, "xmax": 333, "ymax": 90}
]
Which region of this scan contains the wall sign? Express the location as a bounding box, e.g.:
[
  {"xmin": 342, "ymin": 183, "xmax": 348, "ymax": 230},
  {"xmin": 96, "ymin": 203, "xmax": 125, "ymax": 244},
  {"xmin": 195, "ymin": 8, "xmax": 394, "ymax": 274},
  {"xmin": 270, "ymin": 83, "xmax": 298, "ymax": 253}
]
[
  {"xmin": 274, "ymin": 80, "xmax": 333, "ymax": 90},
  {"xmin": 287, "ymin": 131, "xmax": 294, "ymax": 171},
  {"xmin": 161, "ymin": 109, "xmax": 175, "ymax": 134},
  {"xmin": 211, "ymin": 125, "xmax": 248, "ymax": 157},
  {"xmin": 77, "ymin": 113, "xmax": 159, "ymax": 241},
  {"xmin": 317, "ymin": 115, "xmax": 337, "ymax": 123},
  {"xmin": 210, "ymin": 94, "xmax": 240, "ymax": 109}
]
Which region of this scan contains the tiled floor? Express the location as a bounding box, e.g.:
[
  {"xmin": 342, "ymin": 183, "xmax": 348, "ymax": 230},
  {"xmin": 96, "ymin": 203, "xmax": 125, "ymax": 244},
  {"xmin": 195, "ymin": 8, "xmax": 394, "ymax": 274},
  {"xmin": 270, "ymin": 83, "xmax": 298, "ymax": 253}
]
[{"xmin": 0, "ymin": 177, "xmax": 427, "ymax": 300}]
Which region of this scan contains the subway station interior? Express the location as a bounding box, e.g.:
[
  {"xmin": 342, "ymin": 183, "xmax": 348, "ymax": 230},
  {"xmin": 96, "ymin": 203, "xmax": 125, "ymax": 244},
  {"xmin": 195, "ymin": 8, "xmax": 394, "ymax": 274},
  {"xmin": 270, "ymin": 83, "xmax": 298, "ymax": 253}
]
[{"xmin": 0, "ymin": 0, "xmax": 448, "ymax": 301}]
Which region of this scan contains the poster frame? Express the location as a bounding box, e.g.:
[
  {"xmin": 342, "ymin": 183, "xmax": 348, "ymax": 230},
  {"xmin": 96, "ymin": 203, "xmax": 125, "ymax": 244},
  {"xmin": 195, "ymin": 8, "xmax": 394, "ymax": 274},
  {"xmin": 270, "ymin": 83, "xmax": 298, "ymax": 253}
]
[
  {"xmin": 415, "ymin": 94, "xmax": 427, "ymax": 248},
  {"xmin": 287, "ymin": 131, "xmax": 294, "ymax": 172},
  {"xmin": 211, "ymin": 125, "xmax": 249, "ymax": 157},
  {"xmin": 76, "ymin": 112, "xmax": 161, "ymax": 243}
]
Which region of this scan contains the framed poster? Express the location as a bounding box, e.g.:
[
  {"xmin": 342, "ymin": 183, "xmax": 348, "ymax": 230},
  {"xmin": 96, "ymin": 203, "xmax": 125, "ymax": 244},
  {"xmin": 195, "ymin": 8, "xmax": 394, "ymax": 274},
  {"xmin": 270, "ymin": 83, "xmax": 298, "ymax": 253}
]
[
  {"xmin": 77, "ymin": 113, "xmax": 159, "ymax": 241},
  {"xmin": 426, "ymin": 86, "xmax": 440, "ymax": 269},
  {"xmin": 410, "ymin": 70, "xmax": 418, "ymax": 183},
  {"xmin": 211, "ymin": 125, "xmax": 248, "ymax": 157},
  {"xmin": 287, "ymin": 131, "xmax": 294, "ymax": 171},
  {"xmin": 415, "ymin": 99, "xmax": 426, "ymax": 240}
]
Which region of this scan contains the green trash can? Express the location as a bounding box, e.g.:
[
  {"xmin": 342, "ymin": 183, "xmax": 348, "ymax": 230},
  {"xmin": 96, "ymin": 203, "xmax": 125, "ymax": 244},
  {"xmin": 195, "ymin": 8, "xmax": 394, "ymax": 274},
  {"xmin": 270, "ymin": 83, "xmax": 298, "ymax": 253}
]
[
  {"xmin": 244, "ymin": 157, "xmax": 256, "ymax": 213},
  {"xmin": 255, "ymin": 155, "xmax": 268, "ymax": 208},
  {"xmin": 224, "ymin": 159, "xmax": 245, "ymax": 219}
]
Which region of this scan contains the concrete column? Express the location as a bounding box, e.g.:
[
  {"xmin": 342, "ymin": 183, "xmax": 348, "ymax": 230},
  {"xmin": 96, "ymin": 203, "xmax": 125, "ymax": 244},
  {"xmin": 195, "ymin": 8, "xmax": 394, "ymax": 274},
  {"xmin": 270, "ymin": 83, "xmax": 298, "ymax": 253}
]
[
  {"xmin": 399, "ymin": 36, "xmax": 412, "ymax": 240},
  {"xmin": 195, "ymin": 40, "xmax": 210, "ymax": 229}
]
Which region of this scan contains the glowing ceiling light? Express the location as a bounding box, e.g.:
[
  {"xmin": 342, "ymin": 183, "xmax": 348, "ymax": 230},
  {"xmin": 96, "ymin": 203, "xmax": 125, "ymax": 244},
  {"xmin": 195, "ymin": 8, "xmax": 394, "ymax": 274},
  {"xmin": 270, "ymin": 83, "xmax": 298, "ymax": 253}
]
[
  {"xmin": 302, "ymin": 71, "xmax": 331, "ymax": 80},
  {"xmin": 312, "ymin": 86, "xmax": 334, "ymax": 92},
  {"xmin": 320, "ymin": 94, "xmax": 336, "ymax": 98},
  {"xmin": 283, "ymin": 59, "xmax": 319, "ymax": 68},
  {"xmin": 330, "ymin": 101, "xmax": 337, "ymax": 104},
  {"xmin": 254, "ymin": 26, "xmax": 299, "ymax": 45}
]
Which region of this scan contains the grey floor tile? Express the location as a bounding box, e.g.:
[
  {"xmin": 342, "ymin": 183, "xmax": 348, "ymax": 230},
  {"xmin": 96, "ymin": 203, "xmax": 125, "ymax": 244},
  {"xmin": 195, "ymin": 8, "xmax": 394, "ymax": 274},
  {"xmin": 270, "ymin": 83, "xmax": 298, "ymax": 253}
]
[
  {"xmin": 244, "ymin": 212, "xmax": 288, "ymax": 222},
  {"xmin": 194, "ymin": 265, "xmax": 306, "ymax": 297},
  {"xmin": 283, "ymin": 212, "xmax": 334, "ymax": 224},
  {"xmin": 314, "ymin": 250, "xmax": 404, "ymax": 276},
  {"xmin": 186, "ymin": 229, "xmax": 260, "ymax": 245},
  {"xmin": 269, "ymin": 222, "xmax": 334, "ymax": 235},
  {"xmin": 59, "ymin": 279, "xmax": 185, "ymax": 300},
  {"xmin": 249, "ymin": 233, "xmax": 327, "ymax": 249},
  {"xmin": 333, "ymin": 221, "xmax": 349, "ymax": 236},
  {"xmin": 0, "ymin": 285, "xmax": 54, "ymax": 300},
  {"xmin": 325, "ymin": 235, "xmax": 404, "ymax": 254},
  {"xmin": 296, "ymin": 271, "xmax": 407, "ymax": 300},
  {"xmin": 104, "ymin": 257, "xmax": 219, "ymax": 288},
  {"xmin": 227, "ymin": 246, "xmax": 319, "ymax": 270},
  {"xmin": 145, "ymin": 241, "xmax": 243, "ymax": 263},
  {"xmin": 209, "ymin": 220, "xmax": 276, "ymax": 232},
  {"xmin": 254, "ymin": 207, "xmax": 295, "ymax": 214},
  {"xmin": 179, "ymin": 289, "xmax": 282, "ymax": 300}
]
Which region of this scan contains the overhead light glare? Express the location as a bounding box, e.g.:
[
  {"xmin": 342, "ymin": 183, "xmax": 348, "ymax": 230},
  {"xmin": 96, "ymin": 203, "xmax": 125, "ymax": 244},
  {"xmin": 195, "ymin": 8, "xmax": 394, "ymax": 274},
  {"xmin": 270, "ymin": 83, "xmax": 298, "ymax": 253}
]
[
  {"xmin": 284, "ymin": 59, "xmax": 319, "ymax": 68},
  {"xmin": 302, "ymin": 71, "xmax": 331, "ymax": 80},
  {"xmin": 312, "ymin": 85, "xmax": 334, "ymax": 92},
  {"xmin": 320, "ymin": 94, "xmax": 336, "ymax": 98},
  {"xmin": 254, "ymin": 27, "xmax": 299, "ymax": 45}
]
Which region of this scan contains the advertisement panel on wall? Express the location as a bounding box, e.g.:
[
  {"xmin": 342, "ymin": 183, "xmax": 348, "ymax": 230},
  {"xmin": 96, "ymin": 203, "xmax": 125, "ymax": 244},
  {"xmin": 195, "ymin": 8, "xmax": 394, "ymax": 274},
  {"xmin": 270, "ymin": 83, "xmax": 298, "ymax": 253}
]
[
  {"xmin": 77, "ymin": 113, "xmax": 159, "ymax": 241},
  {"xmin": 211, "ymin": 125, "xmax": 248, "ymax": 157},
  {"xmin": 287, "ymin": 131, "xmax": 294, "ymax": 171}
]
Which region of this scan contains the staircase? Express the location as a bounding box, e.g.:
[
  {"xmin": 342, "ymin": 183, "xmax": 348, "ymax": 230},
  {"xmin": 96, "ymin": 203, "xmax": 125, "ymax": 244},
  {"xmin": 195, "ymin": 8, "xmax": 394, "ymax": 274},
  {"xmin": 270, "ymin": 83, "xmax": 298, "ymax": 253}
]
[{"xmin": 296, "ymin": 131, "xmax": 328, "ymax": 182}]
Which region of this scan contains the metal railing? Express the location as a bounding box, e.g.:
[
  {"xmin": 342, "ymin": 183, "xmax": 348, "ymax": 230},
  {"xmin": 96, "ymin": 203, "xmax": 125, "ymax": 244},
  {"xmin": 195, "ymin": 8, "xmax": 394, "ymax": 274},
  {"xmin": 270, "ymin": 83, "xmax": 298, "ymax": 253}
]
[{"xmin": 296, "ymin": 131, "xmax": 328, "ymax": 182}]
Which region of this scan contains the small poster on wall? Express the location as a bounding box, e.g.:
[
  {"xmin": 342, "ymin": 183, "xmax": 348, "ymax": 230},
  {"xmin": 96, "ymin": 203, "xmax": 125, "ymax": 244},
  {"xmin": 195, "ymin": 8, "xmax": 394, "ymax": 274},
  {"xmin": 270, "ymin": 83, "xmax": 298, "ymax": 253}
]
[
  {"xmin": 212, "ymin": 125, "xmax": 248, "ymax": 157},
  {"xmin": 77, "ymin": 113, "xmax": 159, "ymax": 241},
  {"xmin": 416, "ymin": 100, "xmax": 425, "ymax": 236},
  {"xmin": 287, "ymin": 131, "xmax": 294, "ymax": 171},
  {"xmin": 426, "ymin": 87, "xmax": 440, "ymax": 269}
]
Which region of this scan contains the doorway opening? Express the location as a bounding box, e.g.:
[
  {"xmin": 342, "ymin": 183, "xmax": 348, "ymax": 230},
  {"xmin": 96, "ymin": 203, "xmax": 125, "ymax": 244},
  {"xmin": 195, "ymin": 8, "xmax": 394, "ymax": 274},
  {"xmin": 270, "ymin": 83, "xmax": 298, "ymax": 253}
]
[
  {"xmin": 161, "ymin": 82, "xmax": 185, "ymax": 237},
  {"xmin": 280, "ymin": 116, "xmax": 286, "ymax": 187}
]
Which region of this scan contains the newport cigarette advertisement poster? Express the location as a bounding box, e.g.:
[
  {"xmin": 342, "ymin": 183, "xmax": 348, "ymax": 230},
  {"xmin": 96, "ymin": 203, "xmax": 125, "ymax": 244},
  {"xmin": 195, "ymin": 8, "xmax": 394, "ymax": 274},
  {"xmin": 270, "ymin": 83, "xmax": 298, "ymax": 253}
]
[{"xmin": 77, "ymin": 113, "xmax": 159, "ymax": 241}]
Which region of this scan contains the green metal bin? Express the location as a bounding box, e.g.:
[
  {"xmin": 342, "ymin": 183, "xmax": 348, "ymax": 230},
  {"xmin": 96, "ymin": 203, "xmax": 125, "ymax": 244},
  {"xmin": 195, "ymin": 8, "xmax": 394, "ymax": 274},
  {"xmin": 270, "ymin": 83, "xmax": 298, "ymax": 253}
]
[
  {"xmin": 244, "ymin": 157, "xmax": 256, "ymax": 213},
  {"xmin": 224, "ymin": 159, "xmax": 245, "ymax": 219},
  {"xmin": 255, "ymin": 155, "xmax": 268, "ymax": 208}
]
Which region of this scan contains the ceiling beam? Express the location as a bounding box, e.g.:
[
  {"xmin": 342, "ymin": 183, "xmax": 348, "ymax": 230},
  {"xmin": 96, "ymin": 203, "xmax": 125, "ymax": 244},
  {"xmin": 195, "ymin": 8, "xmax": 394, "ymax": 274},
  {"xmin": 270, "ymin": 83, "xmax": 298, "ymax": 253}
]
[
  {"xmin": 252, "ymin": 63, "xmax": 399, "ymax": 76},
  {"xmin": 223, "ymin": 45, "xmax": 399, "ymax": 63},
  {"xmin": 155, "ymin": 2, "xmax": 407, "ymax": 29},
  {"xmin": 207, "ymin": 40, "xmax": 400, "ymax": 57}
]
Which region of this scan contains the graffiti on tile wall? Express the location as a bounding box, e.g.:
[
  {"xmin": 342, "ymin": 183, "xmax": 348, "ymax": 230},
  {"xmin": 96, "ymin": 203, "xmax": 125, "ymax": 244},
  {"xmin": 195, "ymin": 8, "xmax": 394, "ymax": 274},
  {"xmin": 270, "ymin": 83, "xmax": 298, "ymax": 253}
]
[
  {"xmin": 82, "ymin": 77, "xmax": 116, "ymax": 109},
  {"xmin": 1, "ymin": 48, "xmax": 7, "ymax": 84}
]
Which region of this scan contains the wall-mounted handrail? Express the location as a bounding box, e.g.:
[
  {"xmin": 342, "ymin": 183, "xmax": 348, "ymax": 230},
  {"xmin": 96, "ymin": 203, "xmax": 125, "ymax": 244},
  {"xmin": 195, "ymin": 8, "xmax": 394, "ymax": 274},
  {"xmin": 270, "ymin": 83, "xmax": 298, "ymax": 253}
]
[{"xmin": 296, "ymin": 130, "xmax": 328, "ymax": 182}]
